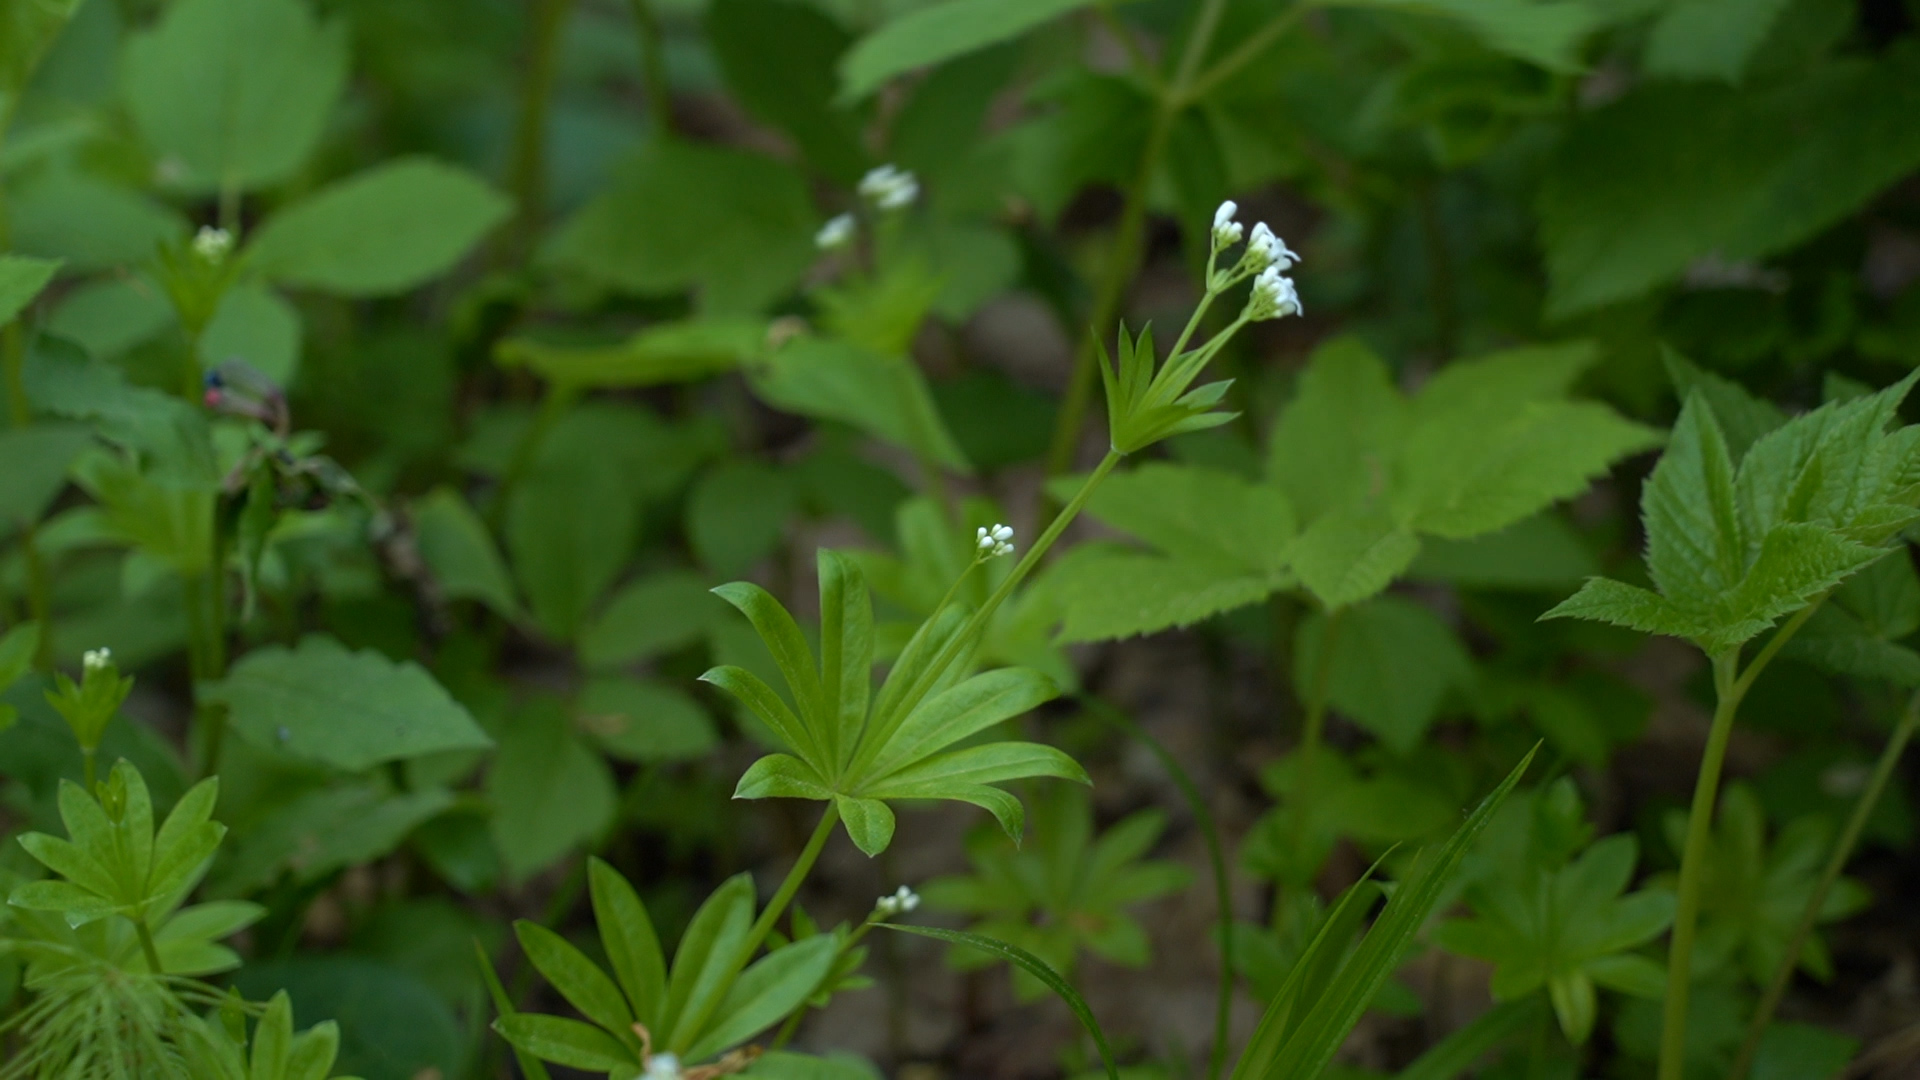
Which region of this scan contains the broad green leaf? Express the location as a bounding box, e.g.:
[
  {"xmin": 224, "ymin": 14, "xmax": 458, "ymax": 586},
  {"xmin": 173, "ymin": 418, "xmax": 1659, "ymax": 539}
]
[
  {"xmin": 488, "ymin": 698, "xmax": 617, "ymax": 881},
  {"xmin": 210, "ymin": 784, "xmax": 451, "ymax": 896},
  {"xmin": 236, "ymin": 956, "xmax": 463, "ymax": 1079},
  {"xmin": 686, "ymin": 934, "xmax": 841, "ymax": 1060},
  {"xmin": 1644, "ymin": 0, "xmax": 1795, "ymax": 83},
  {"xmin": 711, "ymin": 581, "xmax": 825, "ymax": 737},
  {"xmin": 1295, "ymin": 596, "xmax": 1472, "ymax": 753},
  {"xmin": 818, "ymin": 549, "xmax": 874, "ymax": 773},
  {"xmin": 578, "ymin": 570, "xmax": 733, "ymax": 669},
  {"xmin": 750, "ymin": 337, "xmax": 971, "ymax": 471},
  {"xmin": 1, "ymin": 0, "xmax": 83, "ymax": 119},
  {"xmin": 588, "ymin": 858, "xmax": 669, "ymax": 1030},
  {"xmin": 1714, "ymin": 523, "xmax": 1883, "ymax": 650},
  {"xmin": 0, "ymin": 424, "xmax": 91, "ymax": 534},
  {"xmin": 6, "ymin": 169, "xmax": 187, "ymax": 270},
  {"xmin": 1046, "ymin": 547, "xmax": 1283, "ymax": 642},
  {"xmin": 834, "ymin": 795, "xmax": 897, "ymax": 857},
  {"xmin": 412, "ymin": 486, "xmax": 519, "ymax": 618},
  {"xmin": 545, "ymin": 138, "xmax": 816, "ymax": 315},
  {"xmin": 47, "ymin": 276, "xmax": 176, "ymax": 359},
  {"xmin": 200, "ymin": 282, "xmax": 301, "ymax": 383},
  {"xmin": 1289, "ymin": 506, "xmax": 1421, "ymax": 611},
  {"xmin": 0, "ymin": 253, "xmax": 59, "ymax": 326},
  {"xmin": 704, "ymin": 667, "xmax": 819, "ymax": 768},
  {"xmin": 1265, "ymin": 336, "xmax": 1404, "ymax": 524},
  {"xmin": 838, "ymin": 0, "xmax": 1092, "ymax": 102},
  {"xmin": 494, "ymin": 1014, "xmax": 636, "ymax": 1072},
  {"xmin": 577, "ymin": 676, "xmax": 718, "ymax": 762},
  {"xmin": 708, "ymin": 0, "xmax": 866, "ymax": 180},
  {"xmin": 1750, "ymin": 1022, "xmax": 1857, "ymax": 1080},
  {"xmin": 867, "ymin": 741, "xmax": 1087, "ymax": 791},
  {"xmin": 495, "ymin": 319, "xmax": 764, "ymax": 390},
  {"xmin": 689, "ymin": 461, "xmax": 800, "ymax": 578},
  {"xmin": 514, "ymin": 921, "xmax": 636, "ymax": 1043},
  {"xmin": 1540, "ymin": 49, "xmax": 1920, "ymax": 315},
  {"xmin": 1407, "ymin": 512, "xmax": 1598, "ymax": 589},
  {"xmin": 246, "ymin": 158, "xmax": 511, "ymax": 295},
  {"xmin": 1073, "ymin": 463, "xmax": 1295, "ymax": 573},
  {"xmin": 0, "ymin": 622, "xmax": 39, "ymax": 694},
  {"xmin": 882, "ymin": 924, "xmax": 1119, "ymax": 1080},
  {"xmin": 121, "ymin": 0, "xmax": 349, "ymax": 193},
  {"xmin": 1320, "ymin": 0, "xmax": 1609, "ymax": 71},
  {"xmin": 734, "ymin": 753, "xmax": 836, "ymax": 801},
  {"xmin": 206, "ymin": 634, "xmax": 491, "ymax": 770}
]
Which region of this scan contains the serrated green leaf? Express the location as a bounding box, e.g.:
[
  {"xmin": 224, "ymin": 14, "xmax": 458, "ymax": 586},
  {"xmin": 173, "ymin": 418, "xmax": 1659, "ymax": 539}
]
[
  {"xmin": 1047, "ymin": 547, "xmax": 1282, "ymax": 643},
  {"xmin": 247, "ymin": 158, "xmax": 511, "ymax": 295},
  {"xmin": 1663, "ymin": 348, "xmax": 1786, "ymax": 462},
  {"xmin": 1266, "ymin": 336, "xmax": 1405, "ymax": 525},
  {"xmin": 1541, "ymin": 577, "xmax": 1707, "ymax": 639},
  {"xmin": 1071, "ymin": 463, "xmax": 1295, "ymax": 573},
  {"xmin": 206, "ymin": 634, "xmax": 491, "ymax": 770},
  {"xmin": 1290, "ymin": 506, "xmax": 1421, "ymax": 611},
  {"xmin": 1644, "ymin": 394, "xmax": 1745, "ymax": 609}
]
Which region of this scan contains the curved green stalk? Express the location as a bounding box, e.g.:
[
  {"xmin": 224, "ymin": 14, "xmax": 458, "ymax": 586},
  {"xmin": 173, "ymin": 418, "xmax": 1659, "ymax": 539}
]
[
  {"xmin": 1658, "ymin": 599, "xmax": 1825, "ymax": 1080},
  {"xmin": 1728, "ymin": 687, "xmax": 1920, "ymax": 1080},
  {"xmin": 134, "ymin": 917, "xmax": 164, "ymax": 976}
]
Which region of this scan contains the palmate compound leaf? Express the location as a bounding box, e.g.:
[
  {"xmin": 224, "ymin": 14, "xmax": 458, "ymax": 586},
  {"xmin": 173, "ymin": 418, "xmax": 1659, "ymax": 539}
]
[
  {"xmin": 705, "ymin": 549, "xmax": 1087, "ymax": 856},
  {"xmin": 1547, "ymin": 383, "xmax": 1918, "ymax": 652}
]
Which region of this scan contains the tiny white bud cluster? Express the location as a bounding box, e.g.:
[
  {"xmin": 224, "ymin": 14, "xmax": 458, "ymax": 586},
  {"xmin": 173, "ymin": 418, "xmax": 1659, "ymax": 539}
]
[
  {"xmin": 815, "ymin": 212, "xmax": 856, "ymax": 250},
  {"xmin": 644, "ymin": 1052, "xmax": 683, "ymax": 1080},
  {"xmin": 1248, "ymin": 265, "xmax": 1302, "ymax": 321},
  {"xmin": 1247, "ymin": 222, "xmax": 1299, "ymax": 271},
  {"xmin": 874, "ymin": 885, "xmax": 920, "ymax": 917},
  {"xmin": 858, "ymin": 164, "xmax": 918, "ymax": 211},
  {"xmin": 193, "ymin": 226, "xmax": 232, "ymax": 263},
  {"xmin": 1211, "ymin": 200, "xmax": 1244, "ymax": 247},
  {"xmin": 83, "ymin": 648, "xmax": 112, "ymax": 672},
  {"xmin": 976, "ymin": 523, "xmax": 1014, "ymax": 558}
]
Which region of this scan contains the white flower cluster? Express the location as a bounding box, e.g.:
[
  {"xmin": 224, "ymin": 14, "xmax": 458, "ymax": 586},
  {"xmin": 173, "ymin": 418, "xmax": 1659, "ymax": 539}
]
[
  {"xmin": 858, "ymin": 164, "xmax": 918, "ymax": 211},
  {"xmin": 976, "ymin": 523, "xmax": 1014, "ymax": 558},
  {"xmin": 1211, "ymin": 201, "xmax": 1302, "ymax": 321},
  {"xmin": 815, "ymin": 212, "xmax": 856, "ymax": 250},
  {"xmin": 874, "ymin": 885, "xmax": 920, "ymax": 917},
  {"xmin": 644, "ymin": 1052, "xmax": 683, "ymax": 1080},
  {"xmin": 192, "ymin": 226, "xmax": 232, "ymax": 264},
  {"xmin": 82, "ymin": 648, "xmax": 112, "ymax": 672}
]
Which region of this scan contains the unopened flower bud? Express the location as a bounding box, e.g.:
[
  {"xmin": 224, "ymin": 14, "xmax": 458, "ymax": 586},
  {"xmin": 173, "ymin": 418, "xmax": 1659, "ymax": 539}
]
[
  {"xmin": 815, "ymin": 213, "xmax": 855, "ymax": 250},
  {"xmin": 1211, "ymin": 200, "xmax": 1243, "ymax": 247},
  {"xmin": 858, "ymin": 165, "xmax": 919, "ymax": 211},
  {"xmin": 193, "ymin": 226, "xmax": 232, "ymax": 264}
]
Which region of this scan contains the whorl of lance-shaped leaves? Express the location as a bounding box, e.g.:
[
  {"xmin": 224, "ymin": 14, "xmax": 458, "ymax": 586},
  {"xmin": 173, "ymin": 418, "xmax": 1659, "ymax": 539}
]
[
  {"xmin": 1099, "ymin": 323, "xmax": 1240, "ymax": 455},
  {"xmin": 1545, "ymin": 372, "xmax": 1920, "ymax": 652},
  {"xmin": 701, "ymin": 549, "xmax": 1088, "ymax": 856}
]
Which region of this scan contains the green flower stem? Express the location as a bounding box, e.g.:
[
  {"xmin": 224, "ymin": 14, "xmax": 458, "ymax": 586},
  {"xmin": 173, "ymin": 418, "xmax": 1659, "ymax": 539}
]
[
  {"xmin": 678, "ymin": 804, "xmax": 843, "ymax": 1046},
  {"xmin": 1042, "ymin": 0, "xmax": 1234, "ymax": 481},
  {"xmin": 1658, "ymin": 598, "xmax": 1825, "ymax": 1080},
  {"xmin": 185, "ymin": 567, "xmax": 231, "ymax": 776},
  {"xmin": 625, "ymin": 0, "xmax": 675, "ymax": 134},
  {"xmin": 505, "ymin": 0, "xmax": 576, "ymax": 260},
  {"xmin": 902, "ymin": 450, "xmax": 1124, "ymax": 719},
  {"xmin": 1728, "ymin": 686, "xmax": 1920, "ymax": 1080},
  {"xmin": 134, "ymin": 915, "xmax": 164, "ymax": 975}
]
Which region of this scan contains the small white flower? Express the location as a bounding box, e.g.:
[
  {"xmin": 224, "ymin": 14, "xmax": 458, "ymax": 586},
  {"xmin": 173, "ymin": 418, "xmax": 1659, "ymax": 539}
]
[
  {"xmin": 192, "ymin": 226, "xmax": 232, "ymax": 263},
  {"xmin": 977, "ymin": 523, "xmax": 1014, "ymax": 558},
  {"xmin": 858, "ymin": 164, "xmax": 919, "ymax": 211},
  {"xmin": 1247, "ymin": 222, "xmax": 1300, "ymax": 271},
  {"xmin": 1211, "ymin": 200, "xmax": 1243, "ymax": 247},
  {"xmin": 876, "ymin": 885, "xmax": 920, "ymax": 917},
  {"xmin": 1247, "ymin": 266, "xmax": 1302, "ymax": 321},
  {"xmin": 815, "ymin": 212, "xmax": 856, "ymax": 250},
  {"xmin": 82, "ymin": 648, "xmax": 112, "ymax": 672},
  {"xmin": 644, "ymin": 1052, "xmax": 683, "ymax": 1080}
]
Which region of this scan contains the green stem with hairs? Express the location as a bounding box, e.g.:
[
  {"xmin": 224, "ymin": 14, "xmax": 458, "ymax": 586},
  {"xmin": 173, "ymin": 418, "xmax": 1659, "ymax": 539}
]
[
  {"xmin": 1728, "ymin": 686, "xmax": 1920, "ymax": 1080},
  {"xmin": 1658, "ymin": 597, "xmax": 1826, "ymax": 1080}
]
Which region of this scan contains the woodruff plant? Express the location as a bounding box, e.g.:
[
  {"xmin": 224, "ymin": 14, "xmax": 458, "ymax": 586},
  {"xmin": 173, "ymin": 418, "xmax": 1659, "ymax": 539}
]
[{"xmin": 493, "ymin": 202, "xmax": 1542, "ymax": 1080}]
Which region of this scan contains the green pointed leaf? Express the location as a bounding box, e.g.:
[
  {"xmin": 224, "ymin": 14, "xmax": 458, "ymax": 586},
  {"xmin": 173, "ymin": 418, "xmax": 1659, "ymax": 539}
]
[
  {"xmin": 496, "ymin": 318, "xmax": 763, "ymax": 390},
  {"xmin": 835, "ymin": 795, "xmax": 896, "ymax": 857},
  {"xmin": 1644, "ymin": 393, "xmax": 1745, "ymax": 609},
  {"xmin": 749, "ymin": 338, "xmax": 971, "ymax": 471},
  {"xmin": 488, "ymin": 698, "xmax": 617, "ymax": 881},
  {"xmin": 863, "ymin": 667, "xmax": 1057, "ymax": 780},
  {"xmin": 588, "ymin": 858, "xmax": 669, "ymax": 1030},
  {"xmin": 704, "ymin": 667, "xmax": 821, "ymax": 769},
  {"xmin": 0, "ymin": 424, "xmax": 93, "ymax": 535},
  {"xmin": 1541, "ymin": 577, "xmax": 1706, "ymax": 639},
  {"xmin": 412, "ymin": 486, "xmax": 519, "ymax": 618},
  {"xmin": 662, "ymin": 873, "xmax": 755, "ymax": 1051},
  {"xmin": 579, "ymin": 570, "xmax": 733, "ymax": 669},
  {"xmin": 0, "ymin": 254, "xmax": 60, "ymax": 327},
  {"xmin": 515, "ymin": 921, "xmax": 637, "ymax": 1043},
  {"xmin": 246, "ymin": 158, "xmax": 511, "ymax": 295},
  {"xmin": 477, "ymin": 941, "xmax": 556, "ymax": 1080},
  {"xmin": 818, "ymin": 549, "xmax": 874, "ymax": 775},
  {"xmin": 1072, "ymin": 463, "xmax": 1295, "ymax": 573},
  {"xmin": 206, "ymin": 634, "xmax": 491, "ymax": 770},
  {"xmin": 687, "ymin": 934, "xmax": 842, "ymax": 1060},
  {"xmin": 838, "ymin": 0, "xmax": 1093, "ymax": 102},
  {"xmin": 869, "ymin": 741, "xmax": 1088, "ymax": 790},
  {"xmin": 735, "ymin": 753, "xmax": 835, "ymax": 801},
  {"xmin": 494, "ymin": 1014, "xmax": 637, "ymax": 1072}
]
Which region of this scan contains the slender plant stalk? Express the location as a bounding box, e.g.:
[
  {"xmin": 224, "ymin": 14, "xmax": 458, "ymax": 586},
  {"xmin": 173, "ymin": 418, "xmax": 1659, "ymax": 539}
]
[
  {"xmin": 505, "ymin": 0, "xmax": 576, "ymax": 260},
  {"xmin": 674, "ymin": 805, "xmax": 842, "ymax": 1044},
  {"xmin": 1658, "ymin": 598, "xmax": 1824, "ymax": 1080},
  {"xmin": 625, "ymin": 0, "xmax": 675, "ymax": 134},
  {"xmin": 1042, "ymin": 0, "xmax": 1237, "ymax": 480},
  {"xmin": 187, "ymin": 565, "xmax": 231, "ymax": 776},
  {"xmin": 1287, "ymin": 603, "xmax": 1344, "ymax": 891},
  {"xmin": 134, "ymin": 917, "xmax": 164, "ymax": 975},
  {"xmin": 1728, "ymin": 687, "xmax": 1920, "ymax": 1080}
]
